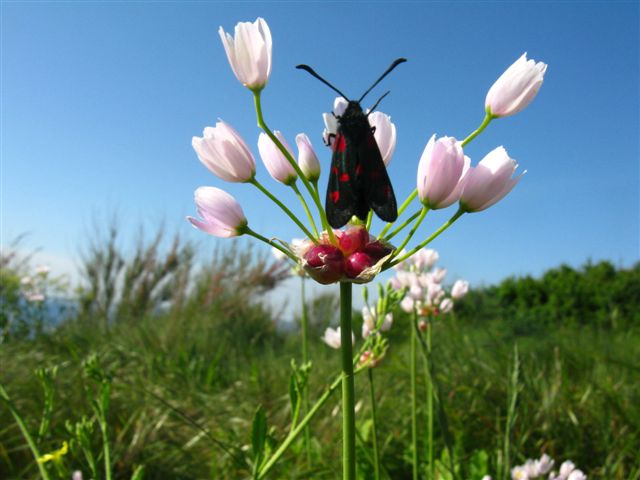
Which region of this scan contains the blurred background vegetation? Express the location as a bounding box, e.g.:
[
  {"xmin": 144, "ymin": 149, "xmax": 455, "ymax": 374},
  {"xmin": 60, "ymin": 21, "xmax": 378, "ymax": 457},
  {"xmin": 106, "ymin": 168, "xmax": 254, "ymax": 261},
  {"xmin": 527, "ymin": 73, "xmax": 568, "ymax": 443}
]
[{"xmin": 1, "ymin": 227, "xmax": 638, "ymax": 479}]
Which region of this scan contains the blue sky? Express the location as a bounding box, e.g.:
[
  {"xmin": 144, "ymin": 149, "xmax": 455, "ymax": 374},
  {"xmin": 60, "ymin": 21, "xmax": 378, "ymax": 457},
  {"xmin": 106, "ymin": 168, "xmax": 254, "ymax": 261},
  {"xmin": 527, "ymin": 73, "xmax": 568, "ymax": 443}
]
[{"xmin": 2, "ymin": 2, "xmax": 638, "ymax": 296}]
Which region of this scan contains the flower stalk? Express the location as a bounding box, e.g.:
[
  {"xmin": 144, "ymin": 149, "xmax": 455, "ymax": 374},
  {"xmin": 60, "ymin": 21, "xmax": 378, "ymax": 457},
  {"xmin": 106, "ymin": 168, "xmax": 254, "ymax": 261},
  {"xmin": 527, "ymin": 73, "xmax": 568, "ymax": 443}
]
[
  {"xmin": 339, "ymin": 281, "xmax": 357, "ymax": 480},
  {"xmin": 368, "ymin": 368, "xmax": 381, "ymax": 480}
]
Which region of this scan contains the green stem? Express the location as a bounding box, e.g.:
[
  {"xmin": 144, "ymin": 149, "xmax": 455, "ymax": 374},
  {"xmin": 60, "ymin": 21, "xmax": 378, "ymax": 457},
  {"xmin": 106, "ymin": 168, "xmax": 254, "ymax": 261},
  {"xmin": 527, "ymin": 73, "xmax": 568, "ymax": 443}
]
[
  {"xmin": 410, "ymin": 309, "xmax": 419, "ymax": 480},
  {"xmin": 365, "ymin": 209, "xmax": 374, "ymax": 231},
  {"xmin": 340, "ymin": 282, "xmax": 356, "ymax": 480},
  {"xmin": 291, "ymin": 183, "xmax": 319, "ymax": 238},
  {"xmin": 300, "ymin": 278, "xmax": 312, "ymax": 467},
  {"xmin": 368, "ymin": 368, "xmax": 381, "ymax": 480},
  {"xmin": 99, "ymin": 415, "xmax": 112, "ymax": 480},
  {"xmin": 253, "ymin": 92, "xmax": 336, "ymax": 245},
  {"xmin": 461, "ymin": 113, "xmax": 494, "ymax": 147},
  {"xmin": 390, "ymin": 207, "xmax": 428, "ymax": 262},
  {"xmin": 422, "ymin": 320, "xmax": 434, "ymax": 480},
  {"xmin": 257, "ymin": 374, "xmax": 343, "ymax": 479},
  {"xmin": 378, "ymin": 189, "xmax": 418, "ymax": 238},
  {"xmin": 243, "ymin": 227, "xmax": 298, "ymax": 263},
  {"xmin": 381, "ymin": 209, "xmax": 422, "ymax": 242},
  {"xmin": 250, "ymin": 178, "xmax": 317, "ymax": 242},
  {"xmin": 387, "ymin": 208, "xmax": 464, "ymax": 269},
  {"xmin": 0, "ymin": 384, "xmax": 52, "ymax": 480}
]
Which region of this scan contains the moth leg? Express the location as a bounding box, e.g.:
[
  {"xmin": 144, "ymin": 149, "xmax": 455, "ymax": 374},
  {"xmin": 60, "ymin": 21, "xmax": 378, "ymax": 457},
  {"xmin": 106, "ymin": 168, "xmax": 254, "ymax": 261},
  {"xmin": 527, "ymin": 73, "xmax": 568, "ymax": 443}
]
[{"xmin": 324, "ymin": 132, "xmax": 336, "ymax": 147}]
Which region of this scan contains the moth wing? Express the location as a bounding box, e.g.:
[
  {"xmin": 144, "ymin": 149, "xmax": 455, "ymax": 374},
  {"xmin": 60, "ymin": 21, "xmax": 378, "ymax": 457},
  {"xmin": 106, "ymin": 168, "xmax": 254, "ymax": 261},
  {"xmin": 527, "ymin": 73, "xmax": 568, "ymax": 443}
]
[
  {"xmin": 361, "ymin": 131, "xmax": 398, "ymax": 223},
  {"xmin": 325, "ymin": 131, "xmax": 359, "ymax": 228}
]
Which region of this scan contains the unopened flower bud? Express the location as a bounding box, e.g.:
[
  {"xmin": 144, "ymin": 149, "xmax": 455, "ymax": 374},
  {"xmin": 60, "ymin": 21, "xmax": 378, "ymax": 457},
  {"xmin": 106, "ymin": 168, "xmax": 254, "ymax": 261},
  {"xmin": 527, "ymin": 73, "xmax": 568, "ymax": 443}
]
[
  {"xmin": 303, "ymin": 244, "xmax": 344, "ymax": 284},
  {"xmin": 345, "ymin": 252, "xmax": 375, "ymax": 278}
]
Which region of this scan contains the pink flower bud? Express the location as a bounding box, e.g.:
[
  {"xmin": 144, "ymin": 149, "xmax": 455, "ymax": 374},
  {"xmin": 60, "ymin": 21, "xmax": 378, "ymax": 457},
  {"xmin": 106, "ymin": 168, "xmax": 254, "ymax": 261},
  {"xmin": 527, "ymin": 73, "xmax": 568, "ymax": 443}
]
[
  {"xmin": 486, "ymin": 53, "xmax": 547, "ymax": 118},
  {"xmin": 459, "ymin": 146, "xmax": 524, "ymax": 212},
  {"xmin": 337, "ymin": 226, "xmax": 369, "ymax": 256},
  {"xmin": 258, "ymin": 132, "xmax": 298, "ymax": 185},
  {"xmin": 295, "ymin": 133, "xmax": 321, "ymax": 182},
  {"xmin": 303, "ymin": 244, "xmax": 344, "ymax": 284},
  {"xmin": 417, "ymin": 135, "xmax": 467, "ymax": 209},
  {"xmin": 368, "ymin": 111, "xmax": 396, "ymax": 166},
  {"xmin": 192, "ymin": 121, "xmax": 256, "ymax": 182},
  {"xmin": 187, "ymin": 186, "xmax": 247, "ymax": 238},
  {"xmin": 418, "ymin": 320, "xmax": 428, "ymax": 332},
  {"xmin": 451, "ymin": 280, "xmax": 469, "ymax": 299},
  {"xmin": 218, "ymin": 18, "xmax": 272, "ymax": 91},
  {"xmin": 345, "ymin": 252, "xmax": 375, "ymax": 278}
]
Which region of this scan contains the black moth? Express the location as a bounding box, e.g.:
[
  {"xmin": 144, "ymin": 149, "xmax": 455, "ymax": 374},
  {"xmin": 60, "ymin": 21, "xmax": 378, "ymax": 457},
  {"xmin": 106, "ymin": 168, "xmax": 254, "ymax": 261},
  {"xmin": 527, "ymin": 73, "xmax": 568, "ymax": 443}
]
[{"xmin": 296, "ymin": 58, "xmax": 407, "ymax": 229}]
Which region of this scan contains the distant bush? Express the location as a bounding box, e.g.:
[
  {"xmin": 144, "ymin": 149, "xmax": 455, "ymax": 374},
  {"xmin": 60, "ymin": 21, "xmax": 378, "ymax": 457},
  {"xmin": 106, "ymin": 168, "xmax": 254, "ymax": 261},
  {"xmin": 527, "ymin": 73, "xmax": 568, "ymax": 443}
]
[{"xmin": 456, "ymin": 260, "xmax": 640, "ymax": 329}]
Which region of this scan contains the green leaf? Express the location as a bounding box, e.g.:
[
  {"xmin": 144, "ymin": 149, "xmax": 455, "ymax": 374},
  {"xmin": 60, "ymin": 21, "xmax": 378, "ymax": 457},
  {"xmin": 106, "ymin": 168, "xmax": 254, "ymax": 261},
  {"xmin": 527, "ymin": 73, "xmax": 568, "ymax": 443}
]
[{"xmin": 251, "ymin": 405, "xmax": 267, "ymax": 462}]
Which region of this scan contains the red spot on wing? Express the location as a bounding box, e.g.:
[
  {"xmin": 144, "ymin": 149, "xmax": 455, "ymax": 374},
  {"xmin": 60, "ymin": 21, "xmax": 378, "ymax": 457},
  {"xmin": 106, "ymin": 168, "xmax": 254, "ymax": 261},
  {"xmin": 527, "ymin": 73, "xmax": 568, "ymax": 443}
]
[
  {"xmin": 355, "ymin": 164, "xmax": 364, "ymax": 175},
  {"xmin": 339, "ymin": 173, "xmax": 350, "ymax": 182},
  {"xmin": 332, "ymin": 165, "xmax": 339, "ymax": 175},
  {"xmin": 330, "ymin": 191, "xmax": 340, "ymax": 203},
  {"xmin": 333, "ymin": 134, "xmax": 346, "ymax": 153}
]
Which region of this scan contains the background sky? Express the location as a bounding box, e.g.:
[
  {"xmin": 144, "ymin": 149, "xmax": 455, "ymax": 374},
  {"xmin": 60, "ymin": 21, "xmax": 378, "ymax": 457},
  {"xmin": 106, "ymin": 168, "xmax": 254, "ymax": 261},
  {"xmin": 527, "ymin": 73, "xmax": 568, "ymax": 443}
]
[{"xmin": 2, "ymin": 1, "xmax": 638, "ymax": 309}]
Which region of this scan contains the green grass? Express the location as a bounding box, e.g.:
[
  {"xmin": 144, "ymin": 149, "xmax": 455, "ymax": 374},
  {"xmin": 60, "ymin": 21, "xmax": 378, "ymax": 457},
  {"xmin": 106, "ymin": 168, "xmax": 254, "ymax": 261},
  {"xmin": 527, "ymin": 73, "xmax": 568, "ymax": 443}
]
[{"xmin": 1, "ymin": 300, "xmax": 639, "ymax": 479}]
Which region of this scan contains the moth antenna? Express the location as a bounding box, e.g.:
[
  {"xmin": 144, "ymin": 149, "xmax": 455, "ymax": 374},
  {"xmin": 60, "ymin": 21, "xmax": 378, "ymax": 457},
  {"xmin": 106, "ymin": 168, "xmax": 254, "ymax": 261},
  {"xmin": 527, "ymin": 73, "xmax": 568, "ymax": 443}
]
[
  {"xmin": 367, "ymin": 91, "xmax": 390, "ymax": 114},
  {"xmin": 358, "ymin": 58, "xmax": 407, "ymax": 103},
  {"xmin": 296, "ymin": 64, "xmax": 350, "ymax": 101}
]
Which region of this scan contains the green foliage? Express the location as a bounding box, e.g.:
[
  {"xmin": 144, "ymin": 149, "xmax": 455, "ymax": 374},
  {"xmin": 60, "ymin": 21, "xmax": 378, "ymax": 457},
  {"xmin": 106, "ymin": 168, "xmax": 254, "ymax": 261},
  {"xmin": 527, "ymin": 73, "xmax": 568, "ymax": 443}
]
[{"xmin": 456, "ymin": 260, "xmax": 640, "ymax": 330}]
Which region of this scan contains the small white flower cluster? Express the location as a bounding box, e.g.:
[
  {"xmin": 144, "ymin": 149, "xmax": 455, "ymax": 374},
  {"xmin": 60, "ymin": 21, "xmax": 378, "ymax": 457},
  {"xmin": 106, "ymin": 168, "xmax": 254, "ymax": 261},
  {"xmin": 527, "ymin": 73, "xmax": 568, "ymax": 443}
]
[
  {"xmin": 19, "ymin": 265, "xmax": 50, "ymax": 303},
  {"xmin": 390, "ymin": 248, "xmax": 468, "ymax": 317},
  {"xmin": 509, "ymin": 454, "xmax": 587, "ymax": 480}
]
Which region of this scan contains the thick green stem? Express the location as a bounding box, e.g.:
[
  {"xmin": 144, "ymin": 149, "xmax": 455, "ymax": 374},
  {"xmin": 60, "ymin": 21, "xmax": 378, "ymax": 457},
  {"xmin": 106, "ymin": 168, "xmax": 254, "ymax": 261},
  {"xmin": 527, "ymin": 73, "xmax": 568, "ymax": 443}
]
[
  {"xmin": 253, "ymin": 92, "xmax": 336, "ymax": 245},
  {"xmin": 387, "ymin": 208, "xmax": 464, "ymax": 269},
  {"xmin": 410, "ymin": 310, "xmax": 419, "ymax": 480},
  {"xmin": 250, "ymin": 178, "xmax": 317, "ymax": 242},
  {"xmin": 300, "ymin": 278, "xmax": 312, "ymax": 466},
  {"xmin": 0, "ymin": 384, "xmax": 52, "ymax": 480},
  {"xmin": 378, "ymin": 189, "xmax": 418, "ymax": 238},
  {"xmin": 340, "ymin": 282, "xmax": 356, "ymax": 480},
  {"xmin": 368, "ymin": 368, "xmax": 381, "ymax": 480},
  {"xmin": 461, "ymin": 113, "xmax": 494, "ymax": 147}
]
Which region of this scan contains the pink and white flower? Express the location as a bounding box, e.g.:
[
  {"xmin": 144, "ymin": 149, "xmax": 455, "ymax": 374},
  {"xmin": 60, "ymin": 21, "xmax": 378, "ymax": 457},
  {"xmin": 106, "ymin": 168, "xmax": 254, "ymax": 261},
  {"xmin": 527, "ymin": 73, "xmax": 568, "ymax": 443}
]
[
  {"xmin": 486, "ymin": 53, "xmax": 547, "ymax": 118},
  {"xmin": 296, "ymin": 133, "xmax": 321, "ymax": 182},
  {"xmin": 187, "ymin": 187, "xmax": 247, "ymax": 238},
  {"xmin": 258, "ymin": 131, "xmax": 298, "ymax": 185},
  {"xmin": 459, "ymin": 147, "xmax": 524, "ymax": 212},
  {"xmin": 218, "ymin": 18, "xmax": 272, "ymax": 91},
  {"xmin": 417, "ymin": 135, "xmax": 467, "ymax": 209},
  {"xmin": 192, "ymin": 121, "xmax": 256, "ymax": 182}
]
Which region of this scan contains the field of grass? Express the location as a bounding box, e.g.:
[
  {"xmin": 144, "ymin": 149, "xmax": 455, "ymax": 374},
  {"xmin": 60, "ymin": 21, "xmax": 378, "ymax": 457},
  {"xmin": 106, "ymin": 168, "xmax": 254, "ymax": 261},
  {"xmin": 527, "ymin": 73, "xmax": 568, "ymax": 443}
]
[{"xmin": 1, "ymin": 242, "xmax": 639, "ymax": 479}]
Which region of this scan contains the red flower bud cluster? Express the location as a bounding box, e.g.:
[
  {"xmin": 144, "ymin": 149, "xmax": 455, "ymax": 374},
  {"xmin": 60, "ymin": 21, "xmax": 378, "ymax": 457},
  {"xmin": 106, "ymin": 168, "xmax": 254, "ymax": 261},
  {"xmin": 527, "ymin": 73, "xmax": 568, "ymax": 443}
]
[{"xmin": 301, "ymin": 226, "xmax": 393, "ymax": 284}]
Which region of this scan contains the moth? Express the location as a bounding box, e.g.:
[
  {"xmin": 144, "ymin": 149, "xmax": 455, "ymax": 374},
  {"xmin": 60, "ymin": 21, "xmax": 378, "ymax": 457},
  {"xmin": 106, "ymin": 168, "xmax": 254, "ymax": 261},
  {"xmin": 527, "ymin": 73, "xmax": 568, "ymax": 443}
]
[{"xmin": 297, "ymin": 58, "xmax": 406, "ymax": 228}]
